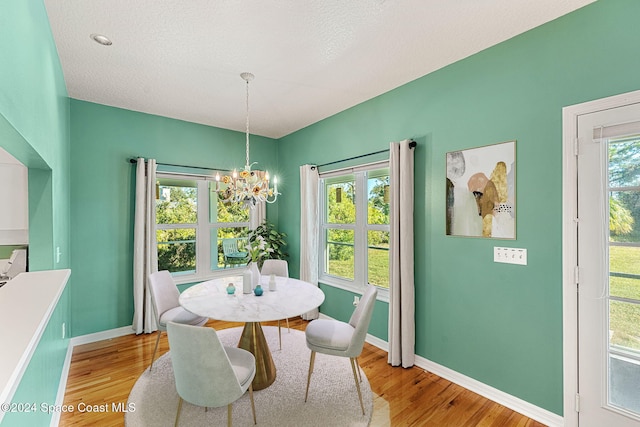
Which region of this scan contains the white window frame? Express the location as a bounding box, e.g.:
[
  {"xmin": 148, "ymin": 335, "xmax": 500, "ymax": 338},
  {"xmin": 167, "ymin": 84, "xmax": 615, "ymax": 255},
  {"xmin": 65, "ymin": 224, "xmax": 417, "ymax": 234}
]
[
  {"xmin": 156, "ymin": 172, "xmax": 254, "ymax": 285},
  {"xmin": 318, "ymin": 160, "xmax": 390, "ymax": 302}
]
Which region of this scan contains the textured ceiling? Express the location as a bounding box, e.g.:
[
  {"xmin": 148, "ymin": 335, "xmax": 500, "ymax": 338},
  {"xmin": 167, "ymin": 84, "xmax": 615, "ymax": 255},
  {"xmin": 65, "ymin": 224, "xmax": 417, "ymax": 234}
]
[{"xmin": 44, "ymin": 0, "xmax": 594, "ymax": 139}]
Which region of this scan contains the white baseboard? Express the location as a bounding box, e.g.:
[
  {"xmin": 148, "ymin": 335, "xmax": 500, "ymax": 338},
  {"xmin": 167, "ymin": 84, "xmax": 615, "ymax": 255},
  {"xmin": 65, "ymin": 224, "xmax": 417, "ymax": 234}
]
[
  {"xmin": 317, "ymin": 313, "xmax": 562, "ymax": 427},
  {"xmin": 414, "ymin": 355, "xmax": 564, "ymax": 427},
  {"xmin": 69, "ymin": 325, "xmax": 135, "ymax": 347},
  {"xmin": 50, "ymin": 344, "xmax": 74, "ymax": 427},
  {"xmin": 51, "ymin": 325, "xmax": 137, "ymax": 426}
]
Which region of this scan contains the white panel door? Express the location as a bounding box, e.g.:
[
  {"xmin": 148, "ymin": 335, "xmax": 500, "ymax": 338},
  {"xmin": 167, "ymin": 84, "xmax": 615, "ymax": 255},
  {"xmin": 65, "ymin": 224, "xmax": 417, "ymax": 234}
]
[{"xmin": 577, "ymin": 102, "xmax": 640, "ymax": 426}]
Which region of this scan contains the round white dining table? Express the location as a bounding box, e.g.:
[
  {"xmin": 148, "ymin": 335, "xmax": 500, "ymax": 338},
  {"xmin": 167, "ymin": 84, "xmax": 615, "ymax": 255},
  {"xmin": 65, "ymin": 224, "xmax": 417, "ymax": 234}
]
[{"xmin": 179, "ymin": 275, "xmax": 324, "ymax": 389}]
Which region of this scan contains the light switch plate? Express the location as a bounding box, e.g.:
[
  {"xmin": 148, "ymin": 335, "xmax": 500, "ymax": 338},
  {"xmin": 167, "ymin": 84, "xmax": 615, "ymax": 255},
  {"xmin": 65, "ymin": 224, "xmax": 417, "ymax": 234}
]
[{"xmin": 494, "ymin": 247, "xmax": 527, "ymax": 265}]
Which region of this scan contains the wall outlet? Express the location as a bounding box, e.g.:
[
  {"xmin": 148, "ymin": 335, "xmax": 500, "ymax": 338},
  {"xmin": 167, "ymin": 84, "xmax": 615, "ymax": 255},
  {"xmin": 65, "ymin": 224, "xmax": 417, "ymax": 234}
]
[
  {"xmin": 62, "ymin": 322, "xmax": 66, "ymax": 339},
  {"xmin": 56, "ymin": 246, "xmax": 62, "ymax": 264},
  {"xmin": 494, "ymin": 247, "xmax": 527, "ymax": 265},
  {"xmin": 353, "ymin": 295, "xmax": 360, "ymax": 306}
]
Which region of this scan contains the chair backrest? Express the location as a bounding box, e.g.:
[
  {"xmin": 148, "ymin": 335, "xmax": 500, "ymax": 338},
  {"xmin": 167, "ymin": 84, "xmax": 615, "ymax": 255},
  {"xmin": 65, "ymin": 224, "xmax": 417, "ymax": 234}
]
[
  {"xmin": 2, "ymin": 249, "xmax": 27, "ymax": 279},
  {"xmin": 148, "ymin": 271, "xmax": 181, "ymax": 325},
  {"xmin": 222, "ymin": 238, "xmax": 244, "ymax": 255},
  {"xmin": 260, "ymin": 259, "xmax": 289, "ymax": 277},
  {"xmin": 346, "ymin": 284, "xmax": 378, "ymax": 357},
  {"xmin": 167, "ymin": 322, "xmax": 244, "ymax": 408}
]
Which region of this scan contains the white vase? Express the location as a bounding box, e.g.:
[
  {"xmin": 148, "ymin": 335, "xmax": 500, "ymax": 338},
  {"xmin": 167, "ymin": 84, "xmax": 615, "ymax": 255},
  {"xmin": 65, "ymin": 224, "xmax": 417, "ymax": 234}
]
[
  {"xmin": 268, "ymin": 274, "xmax": 277, "ymax": 291},
  {"xmin": 242, "ymin": 268, "xmax": 253, "ymax": 294},
  {"xmin": 249, "ymin": 262, "xmax": 260, "ymax": 289}
]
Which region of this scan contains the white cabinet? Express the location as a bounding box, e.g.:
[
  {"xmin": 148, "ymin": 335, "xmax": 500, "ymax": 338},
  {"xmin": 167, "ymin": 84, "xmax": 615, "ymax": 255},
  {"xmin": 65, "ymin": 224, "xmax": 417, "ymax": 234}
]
[{"xmin": 0, "ymin": 149, "xmax": 28, "ymax": 245}]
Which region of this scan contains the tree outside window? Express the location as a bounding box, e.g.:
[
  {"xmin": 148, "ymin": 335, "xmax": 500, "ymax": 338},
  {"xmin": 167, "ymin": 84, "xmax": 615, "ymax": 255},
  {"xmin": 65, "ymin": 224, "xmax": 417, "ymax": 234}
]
[{"xmin": 320, "ymin": 165, "xmax": 390, "ymax": 290}]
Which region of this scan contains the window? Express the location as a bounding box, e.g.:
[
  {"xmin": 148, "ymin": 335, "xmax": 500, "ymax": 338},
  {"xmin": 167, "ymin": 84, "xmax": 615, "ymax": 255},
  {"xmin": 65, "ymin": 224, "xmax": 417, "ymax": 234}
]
[
  {"xmin": 155, "ymin": 173, "xmax": 253, "ymax": 282},
  {"xmin": 319, "ymin": 162, "xmax": 390, "ymax": 296}
]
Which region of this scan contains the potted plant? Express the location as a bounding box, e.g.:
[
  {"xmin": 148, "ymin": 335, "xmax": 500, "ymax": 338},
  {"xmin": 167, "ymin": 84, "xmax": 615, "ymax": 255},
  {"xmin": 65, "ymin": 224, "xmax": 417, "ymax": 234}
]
[{"xmin": 247, "ymin": 221, "xmax": 288, "ymax": 269}]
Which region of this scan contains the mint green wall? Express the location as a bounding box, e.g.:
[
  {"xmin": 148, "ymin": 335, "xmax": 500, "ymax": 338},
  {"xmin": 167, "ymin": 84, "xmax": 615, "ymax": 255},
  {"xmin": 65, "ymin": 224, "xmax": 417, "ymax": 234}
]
[
  {"xmin": 277, "ymin": 0, "xmax": 640, "ymax": 415},
  {"xmin": 69, "ymin": 100, "xmax": 279, "ymax": 336},
  {"xmin": 0, "ymin": 0, "xmax": 71, "ymax": 425},
  {"xmin": 0, "ymin": 0, "xmax": 70, "ymax": 270}
]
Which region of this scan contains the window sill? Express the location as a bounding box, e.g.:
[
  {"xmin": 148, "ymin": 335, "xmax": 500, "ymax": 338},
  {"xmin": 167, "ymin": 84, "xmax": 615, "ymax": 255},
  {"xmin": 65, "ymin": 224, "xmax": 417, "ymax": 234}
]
[
  {"xmin": 172, "ymin": 268, "xmax": 247, "ymax": 286},
  {"xmin": 319, "ymin": 276, "xmax": 389, "ymax": 303}
]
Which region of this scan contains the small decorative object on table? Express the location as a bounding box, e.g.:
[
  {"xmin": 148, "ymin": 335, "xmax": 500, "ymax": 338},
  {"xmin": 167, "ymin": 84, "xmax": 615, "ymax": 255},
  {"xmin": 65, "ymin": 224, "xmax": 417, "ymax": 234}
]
[
  {"xmin": 242, "ymin": 268, "xmax": 253, "ymax": 294},
  {"xmin": 269, "ymin": 274, "xmax": 277, "ymax": 291},
  {"xmin": 226, "ymin": 283, "xmax": 236, "ymax": 294},
  {"xmin": 253, "ymin": 284, "xmax": 263, "ymax": 296}
]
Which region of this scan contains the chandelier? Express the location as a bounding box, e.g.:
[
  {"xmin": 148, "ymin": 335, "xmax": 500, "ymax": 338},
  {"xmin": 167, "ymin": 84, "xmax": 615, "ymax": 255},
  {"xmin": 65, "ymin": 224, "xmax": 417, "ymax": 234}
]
[{"xmin": 215, "ymin": 72, "xmax": 279, "ymax": 207}]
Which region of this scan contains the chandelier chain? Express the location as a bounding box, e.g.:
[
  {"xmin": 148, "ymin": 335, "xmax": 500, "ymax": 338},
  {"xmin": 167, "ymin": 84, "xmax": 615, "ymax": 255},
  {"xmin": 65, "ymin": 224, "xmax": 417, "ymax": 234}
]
[{"xmin": 245, "ymin": 77, "xmax": 250, "ymax": 167}]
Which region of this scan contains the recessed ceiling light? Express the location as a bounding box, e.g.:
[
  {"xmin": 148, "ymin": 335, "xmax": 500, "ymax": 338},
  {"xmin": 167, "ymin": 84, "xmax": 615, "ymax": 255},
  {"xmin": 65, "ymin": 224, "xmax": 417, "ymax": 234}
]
[{"xmin": 90, "ymin": 34, "xmax": 112, "ymax": 46}]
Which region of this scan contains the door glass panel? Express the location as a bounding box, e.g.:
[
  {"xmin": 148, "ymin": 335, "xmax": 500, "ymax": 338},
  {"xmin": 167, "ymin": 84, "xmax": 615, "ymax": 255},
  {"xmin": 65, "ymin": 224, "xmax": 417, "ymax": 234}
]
[
  {"xmin": 609, "ymin": 300, "xmax": 640, "ymax": 352},
  {"xmin": 609, "ymin": 352, "xmax": 640, "ymax": 415},
  {"xmin": 609, "ymin": 246, "xmax": 640, "ymax": 300},
  {"xmin": 607, "ymin": 135, "xmax": 640, "ymax": 418},
  {"xmin": 609, "ymin": 191, "xmax": 640, "ymax": 244},
  {"xmin": 609, "ymin": 299, "xmax": 640, "ymax": 414},
  {"xmin": 609, "ymin": 137, "xmax": 640, "ymax": 188}
]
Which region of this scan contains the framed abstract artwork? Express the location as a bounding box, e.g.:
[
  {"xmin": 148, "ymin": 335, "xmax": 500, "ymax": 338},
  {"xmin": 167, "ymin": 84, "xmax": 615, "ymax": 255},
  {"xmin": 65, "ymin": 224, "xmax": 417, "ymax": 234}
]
[{"xmin": 446, "ymin": 140, "xmax": 516, "ymax": 239}]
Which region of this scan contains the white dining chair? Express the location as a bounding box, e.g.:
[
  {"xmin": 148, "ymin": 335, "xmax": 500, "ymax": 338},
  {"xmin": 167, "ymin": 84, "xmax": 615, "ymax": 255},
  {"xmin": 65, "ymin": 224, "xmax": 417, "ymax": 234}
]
[
  {"xmin": 304, "ymin": 284, "xmax": 378, "ymax": 415},
  {"xmin": 148, "ymin": 270, "xmax": 208, "ymax": 370},
  {"xmin": 167, "ymin": 322, "xmax": 257, "ymax": 427},
  {"xmin": 260, "ymin": 259, "xmax": 289, "ymax": 349}
]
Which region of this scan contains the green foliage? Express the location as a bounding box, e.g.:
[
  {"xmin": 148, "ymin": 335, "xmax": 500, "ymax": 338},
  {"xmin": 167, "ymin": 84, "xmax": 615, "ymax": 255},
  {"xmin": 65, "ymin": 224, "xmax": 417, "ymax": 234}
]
[
  {"xmin": 609, "ymin": 138, "xmax": 640, "ymax": 242},
  {"xmin": 368, "ymin": 176, "xmax": 390, "ymax": 218},
  {"xmin": 247, "ymin": 221, "xmax": 288, "ymax": 268},
  {"xmin": 156, "ymin": 181, "xmax": 251, "ymax": 272},
  {"xmin": 610, "ymin": 196, "xmax": 634, "ymax": 235},
  {"xmin": 156, "ymin": 184, "xmax": 197, "ymax": 272}
]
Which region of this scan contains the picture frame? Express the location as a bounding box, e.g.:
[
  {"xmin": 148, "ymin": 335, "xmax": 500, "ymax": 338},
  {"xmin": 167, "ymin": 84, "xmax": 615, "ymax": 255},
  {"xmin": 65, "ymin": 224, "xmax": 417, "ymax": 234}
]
[{"xmin": 446, "ymin": 140, "xmax": 516, "ymax": 239}]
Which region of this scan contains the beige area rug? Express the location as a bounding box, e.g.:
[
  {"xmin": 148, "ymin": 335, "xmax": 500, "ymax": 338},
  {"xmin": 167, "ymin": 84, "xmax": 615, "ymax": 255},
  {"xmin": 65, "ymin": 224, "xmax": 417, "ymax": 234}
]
[{"xmin": 125, "ymin": 326, "xmax": 378, "ymax": 426}]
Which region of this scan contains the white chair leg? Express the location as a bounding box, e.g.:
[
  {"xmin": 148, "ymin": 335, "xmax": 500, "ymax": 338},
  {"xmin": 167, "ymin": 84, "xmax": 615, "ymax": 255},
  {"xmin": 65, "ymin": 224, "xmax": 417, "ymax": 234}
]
[
  {"xmin": 304, "ymin": 351, "xmax": 316, "ymax": 402},
  {"xmin": 249, "ymin": 384, "xmax": 257, "ymax": 425},
  {"xmin": 150, "ymin": 330, "xmax": 162, "ymax": 370},
  {"xmin": 278, "ymin": 320, "xmax": 282, "ymax": 350},
  {"xmin": 350, "ymin": 357, "xmax": 365, "ymax": 415},
  {"xmin": 174, "ymin": 397, "xmax": 183, "ymax": 427}
]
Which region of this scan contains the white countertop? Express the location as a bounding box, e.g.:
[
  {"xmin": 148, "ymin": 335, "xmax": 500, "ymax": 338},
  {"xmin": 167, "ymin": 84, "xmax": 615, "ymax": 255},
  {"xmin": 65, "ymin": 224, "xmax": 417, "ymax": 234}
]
[
  {"xmin": 0, "ymin": 269, "xmax": 70, "ymax": 416},
  {"xmin": 179, "ymin": 275, "xmax": 324, "ymax": 323}
]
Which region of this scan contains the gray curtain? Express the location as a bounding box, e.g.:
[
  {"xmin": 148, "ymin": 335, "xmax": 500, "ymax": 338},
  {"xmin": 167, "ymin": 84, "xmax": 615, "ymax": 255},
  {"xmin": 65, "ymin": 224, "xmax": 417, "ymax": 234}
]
[
  {"xmin": 388, "ymin": 140, "xmax": 415, "ymax": 367},
  {"xmin": 132, "ymin": 158, "xmax": 158, "ymax": 334},
  {"xmin": 299, "ymin": 164, "xmax": 320, "ymax": 320}
]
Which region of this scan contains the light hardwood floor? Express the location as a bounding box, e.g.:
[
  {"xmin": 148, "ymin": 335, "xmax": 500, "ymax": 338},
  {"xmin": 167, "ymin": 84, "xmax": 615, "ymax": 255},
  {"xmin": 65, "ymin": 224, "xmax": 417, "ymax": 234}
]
[{"xmin": 60, "ymin": 318, "xmax": 546, "ymax": 426}]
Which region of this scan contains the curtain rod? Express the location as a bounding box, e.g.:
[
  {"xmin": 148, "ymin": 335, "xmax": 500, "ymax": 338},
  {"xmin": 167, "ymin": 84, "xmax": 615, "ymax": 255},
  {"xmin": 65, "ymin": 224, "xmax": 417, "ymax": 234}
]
[
  {"xmin": 127, "ymin": 158, "xmax": 231, "ymax": 172},
  {"xmin": 314, "ymin": 140, "xmax": 416, "ymax": 169}
]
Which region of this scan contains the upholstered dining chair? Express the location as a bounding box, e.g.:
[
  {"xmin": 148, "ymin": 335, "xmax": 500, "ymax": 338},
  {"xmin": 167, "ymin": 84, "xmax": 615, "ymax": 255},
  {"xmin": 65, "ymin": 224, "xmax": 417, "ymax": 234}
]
[
  {"xmin": 304, "ymin": 284, "xmax": 378, "ymax": 415},
  {"xmin": 259, "ymin": 259, "xmax": 289, "ymax": 349},
  {"xmin": 167, "ymin": 322, "xmax": 257, "ymax": 427},
  {"xmin": 148, "ymin": 270, "xmax": 208, "ymax": 370}
]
